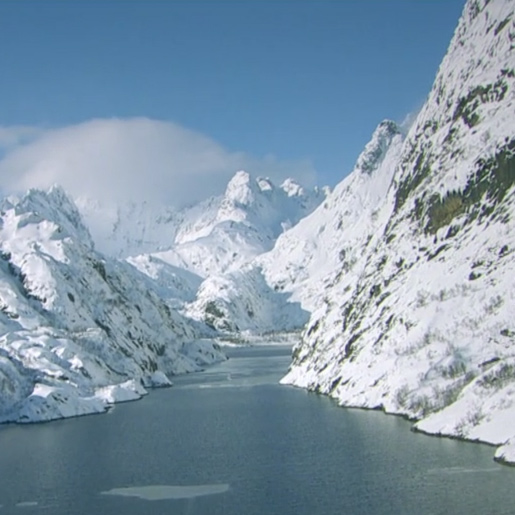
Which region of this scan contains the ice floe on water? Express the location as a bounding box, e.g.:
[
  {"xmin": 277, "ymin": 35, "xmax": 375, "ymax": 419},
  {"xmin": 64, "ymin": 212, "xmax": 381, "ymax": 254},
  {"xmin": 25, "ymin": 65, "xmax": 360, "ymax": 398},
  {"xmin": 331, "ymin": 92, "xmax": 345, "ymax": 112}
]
[{"xmin": 101, "ymin": 484, "xmax": 230, "ymax": 501}]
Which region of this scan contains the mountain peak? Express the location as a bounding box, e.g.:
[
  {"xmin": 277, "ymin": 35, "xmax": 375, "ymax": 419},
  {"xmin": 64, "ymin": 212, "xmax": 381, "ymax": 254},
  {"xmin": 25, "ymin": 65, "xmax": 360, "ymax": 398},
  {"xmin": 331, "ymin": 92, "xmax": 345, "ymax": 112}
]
[
  {"xmin": 257, "ymin": 177, "xmax": 274, "ymax": 192},
  {"xmin": 281, "ymin": 178, "xmax": 305, "ymax": 197},
  {"xmin": 377, "ymin": 119, "xmax": 401, "ymax": 136},
  {"xmin": 12, "ymin": 186, "xmax": 94, "ymax": 249},
  {"xmin": 228, "ymin": 169, "xmax": 251, "ymax": 184},
  {"xmin": 224, "ymin": 170, "xmax": 257, "ymax": 206},
  {"xmin": 355, "ymin": 120, "xmax": 402, "ymax": 176}
]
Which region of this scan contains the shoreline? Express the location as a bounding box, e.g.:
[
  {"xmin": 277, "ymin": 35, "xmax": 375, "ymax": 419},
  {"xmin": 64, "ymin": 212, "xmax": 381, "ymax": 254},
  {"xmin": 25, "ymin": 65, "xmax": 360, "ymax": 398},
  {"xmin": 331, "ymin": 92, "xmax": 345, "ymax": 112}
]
[{"xmin": 284, "ymin": 380, "xmax": 515, "ymax": 468}]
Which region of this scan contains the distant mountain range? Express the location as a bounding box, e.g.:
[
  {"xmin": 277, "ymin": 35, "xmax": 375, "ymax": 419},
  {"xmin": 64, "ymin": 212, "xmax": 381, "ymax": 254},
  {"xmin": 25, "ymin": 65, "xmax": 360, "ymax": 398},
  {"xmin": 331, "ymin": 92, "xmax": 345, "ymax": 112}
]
[{"xmin": 76, "ymin": 171, "xmax": 326, "ymax": 277}]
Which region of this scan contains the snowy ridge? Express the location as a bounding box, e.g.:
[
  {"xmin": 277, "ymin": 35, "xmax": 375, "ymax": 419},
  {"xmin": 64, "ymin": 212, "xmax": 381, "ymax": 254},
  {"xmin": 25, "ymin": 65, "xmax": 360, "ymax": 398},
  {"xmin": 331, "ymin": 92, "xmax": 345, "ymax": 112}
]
[
  {"xmin": 0, "ymin": 187, "xmax": 224, "ymax": 423},
  {"xmin": 78, "ymin": 171, "xmax": 326, "ymax": 278},
  {"xmin": 143, "ymin": 171, "xmax": 326, "ymax": 278},
  {"xmin": 281, "ymin": 0, "xmax": 515, "ymax": 464}
]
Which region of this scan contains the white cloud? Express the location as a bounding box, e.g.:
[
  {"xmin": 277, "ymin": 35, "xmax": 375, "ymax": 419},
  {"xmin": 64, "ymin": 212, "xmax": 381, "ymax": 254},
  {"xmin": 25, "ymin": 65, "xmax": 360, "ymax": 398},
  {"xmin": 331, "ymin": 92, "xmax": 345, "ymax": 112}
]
[
  {"xmin": 0, "ymin": 118, "xmax": 317, "ymax": 207},
  {"xmin": 0, "ymin": 125, "xmax": 43, "ymax": 149},
  {"xmin": 398, "ymin": 102, "xmax": 425, "ymax": 134}
]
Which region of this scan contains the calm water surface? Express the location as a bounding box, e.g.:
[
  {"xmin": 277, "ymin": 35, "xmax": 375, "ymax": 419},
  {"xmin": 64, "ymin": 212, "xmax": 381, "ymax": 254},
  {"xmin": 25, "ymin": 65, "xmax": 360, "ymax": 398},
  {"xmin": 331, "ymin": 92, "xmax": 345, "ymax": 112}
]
[{"xmin": 0, "ymin": 345, "xmax": 514, "ymax": 515}]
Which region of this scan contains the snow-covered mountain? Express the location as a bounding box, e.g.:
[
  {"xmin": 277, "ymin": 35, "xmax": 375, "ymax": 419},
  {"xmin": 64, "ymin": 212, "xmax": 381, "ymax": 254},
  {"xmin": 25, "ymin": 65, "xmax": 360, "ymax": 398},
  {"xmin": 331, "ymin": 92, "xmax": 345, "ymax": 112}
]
[
  {"xmin": 260, "ymin": 120, "xmax": 404, "ymax": 312},
  {"xmin": 77, "ymin": 171, "xmax": 326, "ymax": 278},
  {"xmin": 278, "ymin": 0, "xmax": 515, "ymax": 464},
  {"xmin": 0, "ymin": 187, "xmax": 224, "ymax": 423}
]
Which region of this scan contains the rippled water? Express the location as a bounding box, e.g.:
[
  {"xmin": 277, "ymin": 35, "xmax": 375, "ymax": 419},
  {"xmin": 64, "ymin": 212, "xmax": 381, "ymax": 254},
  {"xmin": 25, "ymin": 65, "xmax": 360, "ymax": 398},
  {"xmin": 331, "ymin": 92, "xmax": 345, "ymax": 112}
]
[{"xmin": 0, "ymin": 345, "xmax": 514, "ymax": 515}]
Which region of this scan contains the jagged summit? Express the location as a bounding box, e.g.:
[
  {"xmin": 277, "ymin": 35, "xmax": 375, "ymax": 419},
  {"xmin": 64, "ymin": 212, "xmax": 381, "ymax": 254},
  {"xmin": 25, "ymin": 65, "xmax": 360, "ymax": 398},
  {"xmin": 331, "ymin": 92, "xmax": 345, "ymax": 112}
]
[
  {"xmin": 223, "ymin": 170, "xmax": 257, "ymax": 206},
  {"xmin": 355, "ymin": 120, "xmax": 401, "ymax": 176},
  {"xmin": 185, "ymin": 121, "xmax": 404, "ymax": 333},
  {"xmin": 257, "ymin": 176, "xmax": 273, "ymax": 192},
  {"xmin": 280, "ymin": 178, "xmax": 305, "ymax": 197},
  {"xmin": 3, "ymin": 185, "xmax": 94, "ymax": 250}
]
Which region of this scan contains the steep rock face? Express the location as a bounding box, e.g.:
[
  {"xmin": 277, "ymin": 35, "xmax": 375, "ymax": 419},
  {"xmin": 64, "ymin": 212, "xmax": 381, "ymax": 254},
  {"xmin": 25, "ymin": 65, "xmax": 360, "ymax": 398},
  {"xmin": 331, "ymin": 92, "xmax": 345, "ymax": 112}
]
[
  {"xmin": 0, "ymin": 187, "xmax": 224, "ymax": 423},
  {"xmin": 282, "ymin": 0, "xmax": 515, "ymax": 463}
]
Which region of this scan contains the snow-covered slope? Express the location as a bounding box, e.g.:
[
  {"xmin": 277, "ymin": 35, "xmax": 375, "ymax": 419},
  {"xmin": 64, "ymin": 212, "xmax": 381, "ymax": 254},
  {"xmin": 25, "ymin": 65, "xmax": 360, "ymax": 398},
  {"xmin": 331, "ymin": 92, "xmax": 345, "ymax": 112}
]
[
  {"xmin": 78, "ymin": 171, "xmax": 326, "ymax": 278},
  {"xmin": 185, "ymin": 264, "xmax": 310, "ymax": 335},
  {"xmin": 282, "ymin": 0, "xmax": 515, "ymax": 464},
  {"xmin": 75, "ymin": 196, "xmax": 181, "ymax": 258},
  {"xmin": 0, "ymin": 187, "xmax": 224, "ymax": 423}
]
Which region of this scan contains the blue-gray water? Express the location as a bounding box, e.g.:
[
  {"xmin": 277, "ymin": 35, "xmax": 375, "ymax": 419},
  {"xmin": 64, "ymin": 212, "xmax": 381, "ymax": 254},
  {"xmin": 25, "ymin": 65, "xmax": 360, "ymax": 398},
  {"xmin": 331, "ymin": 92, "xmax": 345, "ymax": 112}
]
[{"xmin": 1, "ymin": 345, "xmax": 514, "ymax": 514}]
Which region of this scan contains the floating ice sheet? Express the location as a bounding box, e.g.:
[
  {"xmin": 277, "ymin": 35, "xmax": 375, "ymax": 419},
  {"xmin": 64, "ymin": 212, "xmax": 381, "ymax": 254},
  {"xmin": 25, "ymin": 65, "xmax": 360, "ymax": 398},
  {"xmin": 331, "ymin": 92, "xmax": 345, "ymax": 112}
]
[{"xmin": 101, "ymin": 484, "xmax": 229, "ymax": 501}]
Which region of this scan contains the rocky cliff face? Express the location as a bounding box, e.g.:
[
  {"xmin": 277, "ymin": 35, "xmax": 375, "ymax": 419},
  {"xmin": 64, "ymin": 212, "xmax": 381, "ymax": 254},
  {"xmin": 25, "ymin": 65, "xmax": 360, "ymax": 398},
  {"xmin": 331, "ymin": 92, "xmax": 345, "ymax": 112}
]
[{"xmin": 282, "ymin": 0, "xmax": 515, "ymax": 463}]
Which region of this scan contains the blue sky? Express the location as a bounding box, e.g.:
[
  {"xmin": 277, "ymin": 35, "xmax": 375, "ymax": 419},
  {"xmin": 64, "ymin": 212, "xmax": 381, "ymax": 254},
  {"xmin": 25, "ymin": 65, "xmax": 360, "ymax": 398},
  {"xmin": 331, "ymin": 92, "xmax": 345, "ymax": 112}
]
[{"xmin": 0, "ymin": 1, "xmax": 466, "ymax": 203}]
